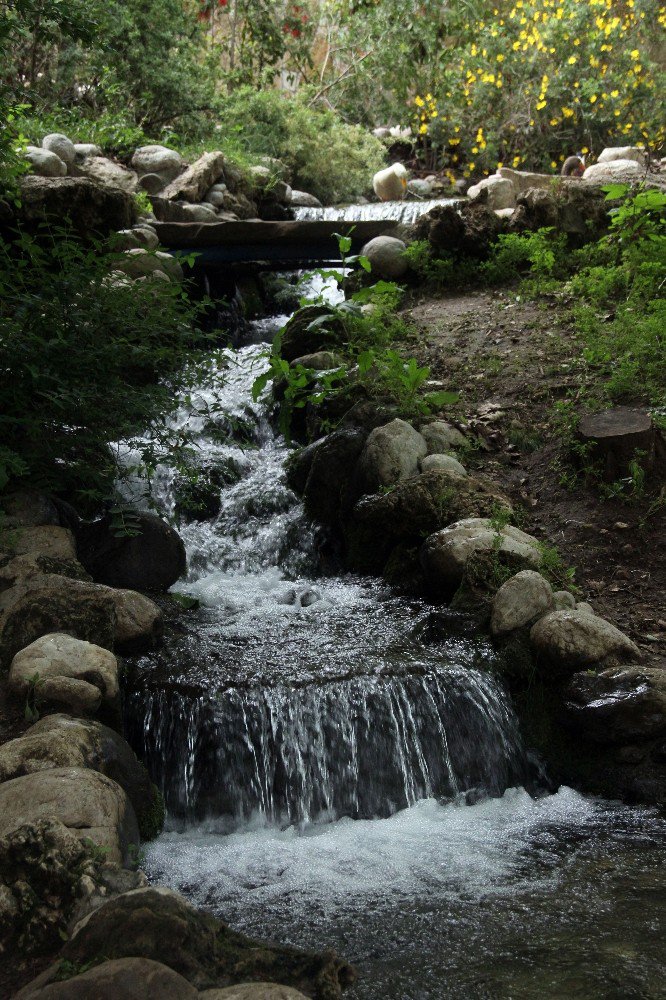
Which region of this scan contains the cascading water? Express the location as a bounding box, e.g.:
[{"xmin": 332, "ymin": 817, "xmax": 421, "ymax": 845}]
[
  {"xmin": 123, "ymin": 270, "xmax": 666, "ymax": 1000},
  {"xmin": 293, "ymin": 198, "xmax": 460, "ymax": 225}
]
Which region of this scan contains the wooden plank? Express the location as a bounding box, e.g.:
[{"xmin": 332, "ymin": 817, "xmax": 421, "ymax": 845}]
[{"xmin": 153, "ymin": 219, "xmax": 398, "ymax": 250}]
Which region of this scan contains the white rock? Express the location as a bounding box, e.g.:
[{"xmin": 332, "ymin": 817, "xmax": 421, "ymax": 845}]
[
  {"xmin": 42, "ymin": 133, "xmax": 76, "ymax": 167},
  {"xmin": 498, "ymin": 167, "xmax": 558, "ymax": 194},
  {"xmin": 360, "ymin": 235, "xmax": 408, "ymax": 279},
  {"xmin": 582, "ymin": 160, "xmax": 643, "ymax": 185},
  {"xmin": 8, "ymin": 633, "xmax": 119, "ymax": 716},
  {"xmin": 73, "ymin": 142, "xmax": 103, "ymax": 160},
  {"xmin": 467, "ymin": 175, "xmax": 516, "ymax": 210},
  {"xmin": 131, "ymin": 144, "xmax": 183, "ymax": 183},
  {"xmin": 24, "ymin": 147, "xmax": 67, "ymax": 178},
  {"xmin": 373, "ymin": 163, "xmax": 408, "ymax": 202},
  {"xmin": 530, "ymin": 609, "xmax": 641, "ymax": 672},
  {"xmin": 421, "ymin": 454, "xmax": 467, "ymax": 477},
  {"xmin": 408, "ymin": 178, "xmax": 435, "ymax": 198},
  {"xmin": 597, "ymin": 146, "xmax": 647, "ymax": 165},
  {"xmin": 77, "ymin": 156, "xmax": 138, "ymax": 193},
  {"xmin": 491, "ymin": 570, "xmax": 554, "ymax": 636}
]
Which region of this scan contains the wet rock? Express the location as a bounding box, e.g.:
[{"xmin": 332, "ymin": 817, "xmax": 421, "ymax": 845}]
[
  {"xmin": 279, "ymin": 305, "xmax": 346, "ymax": 363},
  {"xmin": 355, "ymin": 419, "xmax": 427, "ymax": 496},
  {"xmin": 553, "ymin": 590, "xmax": 576, "ymax": 610},
  {"xmin": 297, "ymin": 588, "xmax": 321, "ymax": 608},
  {"xmin": 51, "ymin": 886, "xmax": 354, "ymax": 997},
  {"xmin": 138, "ymin": 171, "xmax": 167, "ymax": 194},
  {"xmin": 530, "ymin": 610, "xmax": 641, "ymax": 674},
  {"xmin": 421, "ymin": 517, "xmax": 542, "ymax": 595},
  {"xmin": 299, "ymin": 428, "xmax": 368, "ymax": 525},
  {"xmin": 131, "ymin": 145, "xmax": 184, "ymax": 185},
  {"xmin": 0, "ymin": 714, "xmax": 164, "ymax": 840},
  {"xmin": 0, "ymin": 768, "xmax": 139, "ymax": 865},
  {"xmin": 290, "ymin": 351, "xmax": 345, "ymax": 371},
  {"xmin": 108, "ymin": 589, "xmax": 163, "ymax": 653},
  {"xmin": 162, "ymin": 151, "xmax": 226, "ymax": 202},
  {"xmin": 0, "ymin": 575, "xmax": 116, "ymax": 668},
  {"xmin": 467, "ymin": 175, "xmax": 516, "ymax": 210},
  {"xmin": 348, "ymin": 473, "xmax": 512, "ymax": 575},
  {"xmin": 564, "ymin": 666, "xmax": 666, "ymax": 743},
  {"xmin": 0, "ymin": 524, "xmax": 85, "ymax": 581},
  {"xmin": 74, "ymin": 156, "xmax": 138, "ymax": 194},
  {"xmin": 8, "ymin": 633, "xmax": 119, "ymax": 717},
  {"xmin": 359, "ymin": 235, "xmax": 408, "ymax": 279},
  {"xmin": 420, "ymin": 420, "xmax": 468, "ymax": 454},
  {"xmin": 420, "ymin": 454, "xmax": 467, "ymax": 476},
  {"xmin": 76, "ymin": 512, "xmax": 186, "ymax": 592},
  {"xmin": 24, "ymin": 147, "xmax": 67, "ymax": 177},
  {"xmin": 42, "ymin": 134, "xmax": 76, "ymax": 168},
  {"xmin": 16, "ymin": 958, "xmax": 198, "ymax": 1000},
  {"xmin": 18, "ymin": 176, "xmax": 135, "ymax": 234},
  {"xmin": 490, "ymin": 570, "xmax": 554, "ymax": 636}
]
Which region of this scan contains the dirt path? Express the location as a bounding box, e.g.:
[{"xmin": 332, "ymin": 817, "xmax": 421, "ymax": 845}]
[{"xmin": 404, "ymin": 287, "xmax": 665, "ymax": 666}]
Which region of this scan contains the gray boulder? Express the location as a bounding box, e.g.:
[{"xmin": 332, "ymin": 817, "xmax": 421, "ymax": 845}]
[
  {"xmin": 420, "ymin": 420, "xmax": 468, "ymax": 454},
  {"xmin": 1, "ymin": 524, "xmax": 84, "ymax": 580},
  {"xmin": 107, "ymin": 588, "xmax": 163, "ymax": 653},
  {"xmin": 24, "ymin": 147, "xmax": 67, "ymax": 177},
  {"xmin": 290, "ymin": 351, "xmax": 345, "ymax": 371},
  {"xmin": 0, "ymin": 714, "xmax": 163, "ymax": 840},
  {"xmin": 582, "ymin": 160, "xmax": 643, "ymax": 185},
  {"xmin": 290, "ymin": 190, "xmax": 323, "ymax": 208},
  {"xmin": 467, "ymin": 175, "xmax": 516, "ymax": 210},
  {"xmin": 421, "ymin": 517, "xmax": 542, "ymax": 592},
  {"xmin": 355, "ymin": 419, "xmax": 427, "ymax": 495},
  {"xmin": 420, "ymin": 454, "xmax": 467, "ymax": 476},
  {"xmin": 498, "ymin": 167, "xmax": 557, "ymax": 194},
  {"xmin": 1, "ymin": 492, "xmax": 60, "ymax": 528},
  {"xmin": 162, "ymin": 151, "xmax": 226, "ymax": 202},
  {"xmin": 530, "ymin": 609, "xmax": 641, "ymax": 673},
  {"xmin": 131, "ymin": 145, "xmax": 183, "ymax": 184},
  {"xmin": 75, "ymin": 156, "xmax": 138, "ymax": 194},
  {"xmin": 360, "ymin": 236, "xmax": 408, "ymax": 279},
  {"xmin": 201, "ymin": 987, "xmax": 309, "ymax": 1000},
  {"xmin": 597, "ymin": 146, "xmax": 647, "ymax": 165},
  {"xmin": 73, "ymin": 143, "xmax": 103, "ymax": 160},
  {"xmin": 76, "ymin": 511, "xmax": 186, "ymax": 592},
  {"xmin": 8, "ymin": 633, "xmax": 119, "ymax": 717},
  {"xmin": 553, "ymin": 590, "xmax": 576, "ymax": 610},
  {"xmin": 0, "ymin": 767, "xmax": 139, "ymax": 865},
  {"xmin": 42, "ymin": 133, "xmax": 76, "ymax": 168},
  {"xmin": 115, "ymin": 248, "xmax": 183, "ymax": 282},
  {"xmin": 111, "ymin": 227, "xmax": 159, "ymax": 251},
  {"xmin": 18, "ymin": 176, "xmax": 135, "ymax": 234},
  {"xmin": 15, "ymin": 958, "xmax": 198, "ymax": 1000},
  {"xmin": 490, "ymin": 570, "xmax": 554, "ymax": 636},
  {"xmin": 0, "ymin": 574, "xmax": 116, "ymax": 668}
]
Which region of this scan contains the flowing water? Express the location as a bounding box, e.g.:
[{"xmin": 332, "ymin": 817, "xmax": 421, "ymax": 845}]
[
  {"xmin": 293, "ymin": 198, "xmax": 459, "ymax": 225},
  {"xmin": 124, "ymin": 272, "xmax": 666, "ymax": 999}
]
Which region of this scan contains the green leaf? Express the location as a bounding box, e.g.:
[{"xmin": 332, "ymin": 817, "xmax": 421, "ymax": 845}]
[{"xmin": 424, "ymin": 390, "xmax": 460, "ymax": 407}]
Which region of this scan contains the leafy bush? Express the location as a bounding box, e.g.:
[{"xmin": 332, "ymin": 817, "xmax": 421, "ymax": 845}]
[
  {"xmin": 0, "ymin": 228, "xmax": 212, "ymax": 510},
  {"xmin": 214, "ymin": 88, "xmax": 386, "ymax": 203}
]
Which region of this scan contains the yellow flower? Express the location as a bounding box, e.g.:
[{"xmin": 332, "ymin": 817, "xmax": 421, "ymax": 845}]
[
  {"xmin": 589, "ymin": 94, "xmax": 597, "ymax": 103},
  {"xmin": 415, "ymin": 96, "xmax": 425, "ymax": 107},
  {"xmin": 562, "ymin": 107, "xmax": 574, "ymax": 117},
  {"xmin": 550, "ymin": 160, "xmax": 558, "ymax": 169},
  {"xmin": 630, "ymin": 49, "xmax": 639, "ymax": 58},
  {"xmin": 419, "ymin": 124, "xmax": 428, "ymax": 135},
  {"xmin": 567, "ymin": 55, "xmax": 577, "ymax": 64},
  {"xmin": 512, "ymin": 155, "xmax": 521, "ymax": 167},
  {"xmin": 536, "ymin": 100, "xmax": 547, "ymax": 109}
]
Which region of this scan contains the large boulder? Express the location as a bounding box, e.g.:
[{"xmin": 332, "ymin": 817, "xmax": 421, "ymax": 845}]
[
  {"xmin": 1, "ymin": 524, "xmax": 84, "ymax": 581},
  {"xmin": 420, "ymin": 517, "xmax": 542, "ymax": 595},
  {"xmin": 18, "ymin": 176, "xmax": 135, "ymax": 234},
  {"xmin": 509, "ymin": 185, "xmax": 608, "ymax": 242},
  {"xmin": 162, "ymin": 151, "xmax": 226, "ymax": 202},
  {"xmin": 467, "ymin": 175, "xmax": 516, "ymax": 211},
  {"xmin": 76, "ymin": 512, "xmax": 186, "ymax": 592},
  {"xmin": 0, "ymin": 714, "xmax": 164, "ymax": 840},
  {"xmin": 49, "ymin": 886, "xmax": 354, "ymax": 997},
  {"xmin": 0, "ymin": 767, "xmax": 139, "ymax": 864},
  {"xmin": 73, "ymin": 143, "xmax": 103, "ymax": 160},
  {"xmin": 8, "ymin": 633, "xmax": 119, "ymax": 717},
  {"xmin": 107, "ymin": 588, "xmax": 163, "ymax": 653},
  {"xmin": 201, "ymin": 987, "xmax": 309, "ymax": 1000},
  {"xmin": 279, "ymin": 305, "xmax": 346, "ymax": 363},
  {"xmin": 0, "ymin": 574, "xmax": 116, "ymax": 668},
  {"xmin": 420, "ymin": 454, "xmax": 467, "ymax": 476},
  {"xmin": 530, "ymin": 609, "xmax": 642, "ymax": 673},
  {"xmin": 498, "ymin": 167, "xmax": 558, "ymax": 194},
  {"xmin": 420, "ymin": 420, "xmax": 468, "ymax": 454},
  {"xmin": 490, "ymin": 570, "xmax": 555, "ymax": 636},
  {"xmin": 597, "ymin": 146, "xmax": 647, "ymax": 166},
  {"xmin": 74, "ymin": 156, "xmax": 138, "ymax": 194},
  {"xmin": 346, "ymin": 471, "xmax": 512, "ymax": 575},
  {"xmin": 290, "ymin": 190, "xmax": 323, "ymax": 209},
  {"xmin": 114, "ymin": 247, "xmax": 184, "ymax": 282},
  {"xmin": 131, "ymin": 145, "xmax": 184, "ymax": 185},
  {"xmin": 1, "ymin": 492, "xmax": 60, "ymax": 528},
  {"xmin": 582, "ymin": 159, "xmax": 643, "ymax": 185},
  {"xmin": 16, "ymin": 958, "xmax": 198, "ymax": 1000},
  {"xmin": 24, "ymin": 147, "xmax": 67, "ymax": 177},
  {"xmin": 355, "ymin": 419, "xmax": 427, "ymax": 495},
  {"xmin": 110, "ymin": 227, "xmax": 160, "ymax": 251},
  {"xmin": 298, "ymin": 428, "xmax": 368, "ymax": 524},
  {"xmin": 564, "ymin": 666, "xmax": 666, "ymax": 743},
  {"xmin": 42, "ymin": 134, "xmax": 76, "ymax": 168},
  {"xmin": 359, "ymin": 235, "xmax": 408, "ymax": 279},
  {"xmin": 150, "ymin": 197, "xmax": 219, "ymax": 223}
]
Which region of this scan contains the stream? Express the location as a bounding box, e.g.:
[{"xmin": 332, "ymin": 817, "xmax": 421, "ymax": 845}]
[{"xmin": 123, "ymin": 264, "xmax": 666, "ymax": 999}]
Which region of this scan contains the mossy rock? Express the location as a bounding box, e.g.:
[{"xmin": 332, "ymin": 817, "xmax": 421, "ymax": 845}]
[{"xmin": 279, "ymin": 306, "xmax": 346, "ymax": 363}]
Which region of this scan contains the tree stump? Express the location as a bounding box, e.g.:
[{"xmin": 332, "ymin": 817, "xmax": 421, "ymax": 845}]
[{"xmin": 578, "ymin": 407, "xmax": 660, "ymax": 482}]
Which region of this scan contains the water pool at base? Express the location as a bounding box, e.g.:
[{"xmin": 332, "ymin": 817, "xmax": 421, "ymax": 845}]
[{"xmin": 143, "ymin": 788, "xmax": 665, "ymax": 999}]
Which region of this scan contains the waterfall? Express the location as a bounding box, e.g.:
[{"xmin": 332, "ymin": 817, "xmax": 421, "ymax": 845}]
[{"xmin": 292, "ymin": 197, "xmax": 461, "ymax": 225}]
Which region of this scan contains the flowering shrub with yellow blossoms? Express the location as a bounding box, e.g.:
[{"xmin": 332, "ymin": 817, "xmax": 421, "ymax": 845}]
[{"xmin": 412, "ymin": 0, "xmax": 665, "ymax": 178}]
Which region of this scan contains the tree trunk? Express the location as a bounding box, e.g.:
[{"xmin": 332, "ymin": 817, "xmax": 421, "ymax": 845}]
[{"xmin": 578, "ymin": 407, "xmax": 662, "ymax": 482}]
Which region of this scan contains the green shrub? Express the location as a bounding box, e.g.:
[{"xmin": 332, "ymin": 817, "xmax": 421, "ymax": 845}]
[{"xmin": 0, "ymin": 228, "xmax": 212, "ymax": 510}]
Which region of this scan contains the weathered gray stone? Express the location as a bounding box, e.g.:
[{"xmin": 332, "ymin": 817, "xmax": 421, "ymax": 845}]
[
  {"xmin": 110, "ymin": 227, "xmax": 159, "ymax": 251},
  {"xmin": 76, "ymin": 511, "xmax": 186, "ymax": 592},
  {"xmin": 564, "ymin": 665, "xmax": 666, "ymax": 742},
  {"xmin": 597, "ymin": 146, "xmax": 647, "ymax": 166},
  {"xmin": 290, "ymin": 190, "xmax": 323, "ymax": 208},
  {"xmin": 290, "ymin": 351, "xmax": 345, "ymax": 371},
  {"xmin": 421, "ymin": 517, "xmax": 542, "ymax": 591},
  {"xmin": 201, "ymin": 986, "xmax": 309, "ymax": 1000},
  {"xmin": 582, "ymin": 160, "xmax": 643, "ymax": 185},
  {"xmin": 18, "ymin": 176, "xmax": 135, "ymax": 234},
  {"xmin": 162, "ymin": 151, "xmax": 226, "ymax": 202},
  {"xmin": 1, "ymin": 524, "xmax": 84, "ymax": 581},
  {"xmin": 73, "ymin": 143, "xmax": 102, "ymax": 160},
  {"xmin": 0, "ymin": 768, "xmax": 138, "ymax": 864},
  {"xmin": 360, "ymin": 235, "xmax": 408, "ymax": 279},
  {"xmin": 131, "ymin": 145, "xmax": 183, "ymax": 183},
  {"xmin": 530, "ymin": 610, "xmax": 641, "ymax": 672},
  {"xmin": 15, "ymin": 958, "xmax": 198, "ymax": 1000},
  {"xmin": 25, "ymin": 147, "xmax": 67, "ymax": 177},
  {"xmin": 8, "ymin": 633, "xmax": 118, "ymax": 716},
  {"xmin": 420, "ymin": 420, "xmax": 468, "ymax": 454},
  {"xmin": 1, "ymin": 492, "xmax": 60, "ymax": 528},
  {"xmin": 498, "ymin": 167, "xmax": 558, "ymax": 194},
  {"xmin": 355, "ymin": 419, "xmax": 427, "ymax": 495},
  {"xmin": 420, "ymin": 454, "xmax": 467, "ymax": 476},
  {"xmin": 490, "ymin": 570, "xmax": 554, "ymax": 636},
  {"xmin": 42, "ymin": 134, "xmax": 76, "ymax": 168},
  {"xmin": 108, "ymin": 588, "xmax": 163, "ymax": 653},
  {"xmin": 114, "ymin": 247, "xmax": 184, "ymax": 282},
  {"xmin": 75, "ymin": 156, "xmax": 138, "ymax": 193},
  {"xmin": 467, "ymin": 175, "xmax": 516, "ymax": 210},
  {"xmin": 553, "ymin": 590, "xmax": 576, "ymax": 610}
]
